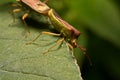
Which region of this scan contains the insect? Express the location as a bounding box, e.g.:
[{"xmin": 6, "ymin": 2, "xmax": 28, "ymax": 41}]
[
  {"xmin": 12, "ymin": 0, "xmax": 50, "ymax": 37},
  {"xmin": 13, "ymin": 0, "xmax": 50, "ymax": 19},
  {"xmin": 15, "ymin": 0, "xmax": 84, "ymax": 50},
  {"xmin": 15, "ymin": 0, "xmax": 92, "ymax": 65}
]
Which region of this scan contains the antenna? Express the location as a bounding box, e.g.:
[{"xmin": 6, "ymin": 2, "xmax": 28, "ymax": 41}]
[{"xmin": 77, "ymin": 45, "xmax": 92, "ymax": 66}]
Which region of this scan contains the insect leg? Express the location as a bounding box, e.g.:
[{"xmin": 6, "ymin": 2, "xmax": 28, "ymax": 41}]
[
  {"xmin": 11, "ymin": 0, "xmax": 22, "ymax": 22},
  {"xmin": 22, "ymin": 13, "xmax": 30, "ymax": 38},
  {"xmin": 16, "ymin": 0, "xmax": 20, "ymax": 2},
  {"xmin": 43, "ymin": 0, "xmax": 49, "ymax": 4},
  {"xmin": 77, "ymin": 45, "xmax": 92, "ymax": 66},
  {"xmin": 43, "ymin": 38, "xmax": 64, "ymax": 54},
  {"xmin": 11, "ymin": 8, "xmax": 22, "ymax": 22},
  {"xmin": 12, "ymin": 8, "xmax": 30, "ymax": 38},
  {"xmin": 13, "ymin": 8, "xmax": 21, "ymax": 12},
  {"xmin": 11, "ymin": 3, "xmax": 19, "ymax": 7},
  {"xmin": 41, "ymin": 31, "xmax": 61, "ymax": 36},
  {"xmin": 26, "ymin": 31, "xmax": 61, "ymax": 45},
  {"xmin": 66, "ymin": 42, "xmax": 75, "ymax": 59}
]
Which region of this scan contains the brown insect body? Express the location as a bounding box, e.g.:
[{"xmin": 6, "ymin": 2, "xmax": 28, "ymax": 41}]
[
  {"xmin": 16, "ymin": 0, "xmax": 87, "ymax": 50},
  {"xmin": 47, "ymin": 9, "xmax": 81, "ymax": 48},
  {"xmin": 20, "ymin": 0, "xmax": 50, "ymax": 15},
  {"xmin": 15, "ymin": 0, "xmax": 92, "ymax": 65},
  {"xmin": 19, "ymin": 0, "xmax": 81, "ymax": 48}
]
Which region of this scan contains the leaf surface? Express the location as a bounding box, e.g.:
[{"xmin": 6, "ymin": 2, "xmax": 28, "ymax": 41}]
[{"xmin": 0, "ymin": 3, "xmax": 82, "ymax": 80}]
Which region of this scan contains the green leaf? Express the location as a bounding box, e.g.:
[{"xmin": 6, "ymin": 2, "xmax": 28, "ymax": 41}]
[
  {"xmin": 69, "ymin": 0, "xmax": 120, "ymax": 47},
  {"xmin": 0, "ymin": 2, "xmax": 83, "ymax": 80}
]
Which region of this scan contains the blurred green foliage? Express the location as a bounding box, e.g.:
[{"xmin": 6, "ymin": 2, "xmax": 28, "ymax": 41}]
[
  {"xmin": 50, "ymin": 0, "xmax": 120, "ymax": 80},
  {"xmin": 1, "ymin": 0, "xmax": 120, "ymax": 80}
]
